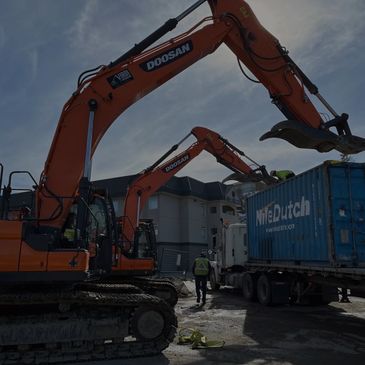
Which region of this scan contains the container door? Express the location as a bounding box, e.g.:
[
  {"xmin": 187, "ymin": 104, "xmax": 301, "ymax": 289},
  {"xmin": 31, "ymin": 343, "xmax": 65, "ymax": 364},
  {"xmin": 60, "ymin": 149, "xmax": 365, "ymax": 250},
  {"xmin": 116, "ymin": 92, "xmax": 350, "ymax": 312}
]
[{"xmin": 329, "ymin": 164, "xmax": 365, "ymax": 266}]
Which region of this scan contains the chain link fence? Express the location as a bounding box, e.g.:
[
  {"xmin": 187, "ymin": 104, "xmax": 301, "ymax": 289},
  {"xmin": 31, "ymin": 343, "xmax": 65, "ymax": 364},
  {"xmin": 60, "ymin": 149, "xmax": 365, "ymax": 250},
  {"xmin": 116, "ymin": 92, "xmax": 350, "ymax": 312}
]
[{"xmin": 157, "ymin": 247, "xmax": 190, "ymax": 278}]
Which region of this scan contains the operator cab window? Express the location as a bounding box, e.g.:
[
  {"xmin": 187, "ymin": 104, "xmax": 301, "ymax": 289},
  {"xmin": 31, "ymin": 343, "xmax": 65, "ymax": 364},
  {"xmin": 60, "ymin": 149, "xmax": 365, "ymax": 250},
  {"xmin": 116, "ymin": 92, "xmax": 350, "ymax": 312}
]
[{"xmin": 87, "ymin": 197, "xmax": 108, "ymax": 241}]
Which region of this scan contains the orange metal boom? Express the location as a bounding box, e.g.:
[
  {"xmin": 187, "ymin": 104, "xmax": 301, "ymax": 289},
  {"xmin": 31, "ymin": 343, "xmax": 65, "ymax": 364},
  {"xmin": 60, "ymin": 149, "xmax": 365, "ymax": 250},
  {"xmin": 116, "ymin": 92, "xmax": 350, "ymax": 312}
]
[
  {"xmin": 120, "ymin": 126, "xmax": 272, "ymax": 249},
  {"xmin": 35, "ymin": 0, "xmax": 364, "ymax": 230}
]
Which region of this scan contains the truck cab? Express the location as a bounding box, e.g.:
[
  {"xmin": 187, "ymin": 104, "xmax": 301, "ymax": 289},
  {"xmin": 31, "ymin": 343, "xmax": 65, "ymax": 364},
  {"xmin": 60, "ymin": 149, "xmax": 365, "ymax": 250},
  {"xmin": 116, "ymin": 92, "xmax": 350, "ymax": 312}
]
[{"xmin": 210, "ymin": 223, "xmax": 248, "ymax": 290}]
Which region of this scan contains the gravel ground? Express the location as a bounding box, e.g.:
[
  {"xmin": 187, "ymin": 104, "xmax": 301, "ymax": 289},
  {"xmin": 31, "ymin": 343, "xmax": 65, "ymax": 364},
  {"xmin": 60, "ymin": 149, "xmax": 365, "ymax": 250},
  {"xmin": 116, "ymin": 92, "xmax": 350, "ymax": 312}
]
[{"xmin": 74, "ymin": 283, "xmax": 365, "ymax": 365}]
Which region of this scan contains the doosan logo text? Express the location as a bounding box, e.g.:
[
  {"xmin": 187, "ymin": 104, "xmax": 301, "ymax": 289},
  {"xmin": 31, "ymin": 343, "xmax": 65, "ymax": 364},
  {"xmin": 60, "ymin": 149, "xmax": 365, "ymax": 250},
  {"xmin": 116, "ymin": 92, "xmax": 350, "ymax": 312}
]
[
  {"xmin": 164, "ymin": 155, "xmax": 190, "ymax": 173},
  {"xmin": 140, "ymin": 41, "xmax": 193, "ymax": 72}
]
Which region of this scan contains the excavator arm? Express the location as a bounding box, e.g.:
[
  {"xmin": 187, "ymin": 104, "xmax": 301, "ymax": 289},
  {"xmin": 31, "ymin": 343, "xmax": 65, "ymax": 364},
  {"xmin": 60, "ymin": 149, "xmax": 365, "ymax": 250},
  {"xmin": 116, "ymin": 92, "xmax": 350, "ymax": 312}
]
[
  {"xmin": 121, "ymin": 126, "xmax": 275, "ymax": 248},
  {"xmin": 35, "ymin": 0, "xmax": 365, "ymax": 232}
]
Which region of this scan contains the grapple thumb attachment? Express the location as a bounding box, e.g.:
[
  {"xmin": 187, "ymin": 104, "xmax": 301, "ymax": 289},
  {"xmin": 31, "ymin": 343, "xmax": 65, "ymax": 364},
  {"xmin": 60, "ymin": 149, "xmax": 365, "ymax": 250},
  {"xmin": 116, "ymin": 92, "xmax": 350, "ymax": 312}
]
[
  {"xmin": 222, "ymin": 172, "xmax": 255, "ymax": 184},
  {"xmin": 222, "ymin": 169, "xmax": 277, "ymax": 186},
  {"xmin": 260, "ymin": 119, "xmax": 365, "ymax": 155}
]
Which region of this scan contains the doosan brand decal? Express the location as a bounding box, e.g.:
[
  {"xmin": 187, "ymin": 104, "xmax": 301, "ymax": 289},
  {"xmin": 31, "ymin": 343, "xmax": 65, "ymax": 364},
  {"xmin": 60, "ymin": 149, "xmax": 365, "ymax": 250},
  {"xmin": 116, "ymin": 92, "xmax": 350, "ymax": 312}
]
[
  {"xmin": 256, "ymin": 196, "xmax": 310, "ymax": 227},
  {"xmin": 164, "ymin": 154, "xmax": 190, "ymax": 173},
  {"xmin": 140, "ymin": 41, "xmax": 193, "ymax": 72}
]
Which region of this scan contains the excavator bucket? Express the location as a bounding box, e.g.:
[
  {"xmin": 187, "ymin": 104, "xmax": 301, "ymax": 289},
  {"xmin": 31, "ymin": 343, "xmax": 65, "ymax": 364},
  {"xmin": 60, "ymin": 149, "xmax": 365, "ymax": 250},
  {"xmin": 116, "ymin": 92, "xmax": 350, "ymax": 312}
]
[
  {"xmin": 222, "ymin": 172, "xmax": 276, "ymax": 186},
  {"xmin": 223, "ymin": 172, "xmax": 256, "ymax": 184},
  {"xmin": 260, "ymin": 120, "xmax": 365, "ymax": 155}
]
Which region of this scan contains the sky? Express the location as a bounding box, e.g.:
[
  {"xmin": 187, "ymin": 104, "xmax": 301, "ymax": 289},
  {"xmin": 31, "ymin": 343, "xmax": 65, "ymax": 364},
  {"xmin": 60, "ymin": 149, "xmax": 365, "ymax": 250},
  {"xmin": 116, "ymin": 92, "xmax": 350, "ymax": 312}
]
[{"xmin": 1, "ymin": 0, "xmax": 365, "ymax": 190}]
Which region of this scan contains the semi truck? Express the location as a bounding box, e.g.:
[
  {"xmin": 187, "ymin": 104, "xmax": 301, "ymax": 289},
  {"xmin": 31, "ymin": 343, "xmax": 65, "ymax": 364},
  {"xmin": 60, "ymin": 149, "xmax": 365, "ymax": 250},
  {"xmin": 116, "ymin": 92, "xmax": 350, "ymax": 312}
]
[{"xmin": 209, "ymin": 161, "xmax": 365, "ymax": 305}]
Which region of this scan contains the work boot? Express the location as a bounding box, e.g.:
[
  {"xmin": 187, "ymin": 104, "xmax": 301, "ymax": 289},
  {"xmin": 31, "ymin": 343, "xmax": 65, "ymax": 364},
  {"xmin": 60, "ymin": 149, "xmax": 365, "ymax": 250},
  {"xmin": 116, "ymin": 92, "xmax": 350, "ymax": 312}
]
[{"xmin": 202, "ymin": 298, "xmax": 206, "ymax": 305}]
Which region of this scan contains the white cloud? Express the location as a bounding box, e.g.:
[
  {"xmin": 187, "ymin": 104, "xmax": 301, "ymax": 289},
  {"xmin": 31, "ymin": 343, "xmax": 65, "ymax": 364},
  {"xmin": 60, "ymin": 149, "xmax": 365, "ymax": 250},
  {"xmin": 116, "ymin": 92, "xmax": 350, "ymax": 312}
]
[{"xmin": 68, "ymin": 0, "xmax": 100, "ymax": 52}]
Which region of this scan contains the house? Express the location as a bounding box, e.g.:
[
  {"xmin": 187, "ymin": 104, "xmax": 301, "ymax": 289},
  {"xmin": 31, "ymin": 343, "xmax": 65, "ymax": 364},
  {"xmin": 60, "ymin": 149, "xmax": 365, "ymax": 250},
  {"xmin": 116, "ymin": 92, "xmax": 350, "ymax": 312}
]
[{"xmin": 94, "ymin": 174, "xmax": 240, "ymax": 275}]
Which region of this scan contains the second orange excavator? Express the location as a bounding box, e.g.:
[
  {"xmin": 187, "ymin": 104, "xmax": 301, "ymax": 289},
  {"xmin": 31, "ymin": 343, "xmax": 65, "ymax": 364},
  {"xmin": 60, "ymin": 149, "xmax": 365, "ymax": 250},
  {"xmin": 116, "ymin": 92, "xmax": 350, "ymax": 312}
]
[{"xmin": 107, "ymin": 126, "xmax": 276, "ymax": 305}]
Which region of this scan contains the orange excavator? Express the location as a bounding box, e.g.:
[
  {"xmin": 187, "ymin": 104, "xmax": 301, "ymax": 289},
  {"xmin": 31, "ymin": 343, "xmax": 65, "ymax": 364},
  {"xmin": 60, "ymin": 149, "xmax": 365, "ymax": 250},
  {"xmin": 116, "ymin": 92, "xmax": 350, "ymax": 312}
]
[
  {"xmin": 0, "ymin": 0, "xmax": 364, "ymax": 363},
  {"xmin": 109, "ymin": 126, "xmax": 276, "ymax": 305}
]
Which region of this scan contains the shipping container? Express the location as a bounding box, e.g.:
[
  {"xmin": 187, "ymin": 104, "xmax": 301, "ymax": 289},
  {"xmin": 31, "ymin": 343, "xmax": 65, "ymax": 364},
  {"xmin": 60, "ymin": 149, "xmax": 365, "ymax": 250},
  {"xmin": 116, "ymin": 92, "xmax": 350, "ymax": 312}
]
[
  {"xmin": 246, "ymin": 162, "xmax": 365, "ymax": 267},
  {"xmin": 210, "ymin": 162, "xmax": 365, "ymax": 305}
]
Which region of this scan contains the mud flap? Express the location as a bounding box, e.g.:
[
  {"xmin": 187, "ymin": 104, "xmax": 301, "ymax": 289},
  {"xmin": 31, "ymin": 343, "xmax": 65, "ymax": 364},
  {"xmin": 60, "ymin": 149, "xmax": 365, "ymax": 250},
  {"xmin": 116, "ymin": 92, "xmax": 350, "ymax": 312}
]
[
  {"xmin": 260, "ymin": 120, "xmax": 365, "ymax": 154},
  {"xmin": 320, "ymin": 285, "xmax": 339, "ymax": 304},
  {"xmin": 271, "ymin": 279, "xmax": 290, "ymax": 305}
]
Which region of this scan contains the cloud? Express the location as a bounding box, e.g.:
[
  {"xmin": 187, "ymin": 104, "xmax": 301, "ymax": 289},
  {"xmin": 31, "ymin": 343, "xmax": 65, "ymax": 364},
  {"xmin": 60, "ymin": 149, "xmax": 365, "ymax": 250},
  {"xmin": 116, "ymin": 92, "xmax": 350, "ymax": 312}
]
[
  {"xmin": 247, "ymin": 0, "xmax": 365, "ymax": 70},
  {"xmin": 68, "ymin": 0, "xmax": 99, "ymax": 49},
  {"xmin": 1, "ymin": 0, "xmax": 364, "ymax": 189},
  {"xmin": 0, "ymin": 26, "xmax": 5, "ymax": 49},
  {"xmin": 28, "ymin": 49, "xmax": 39, "ymax": 84}
]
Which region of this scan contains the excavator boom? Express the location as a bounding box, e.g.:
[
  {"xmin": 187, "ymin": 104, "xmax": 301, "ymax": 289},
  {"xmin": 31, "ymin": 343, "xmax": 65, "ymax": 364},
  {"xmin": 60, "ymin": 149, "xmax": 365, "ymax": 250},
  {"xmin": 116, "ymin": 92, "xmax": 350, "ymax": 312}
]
[{"xmin": 120, "ymin": 126, "xmax": 274, "ymax": 251}]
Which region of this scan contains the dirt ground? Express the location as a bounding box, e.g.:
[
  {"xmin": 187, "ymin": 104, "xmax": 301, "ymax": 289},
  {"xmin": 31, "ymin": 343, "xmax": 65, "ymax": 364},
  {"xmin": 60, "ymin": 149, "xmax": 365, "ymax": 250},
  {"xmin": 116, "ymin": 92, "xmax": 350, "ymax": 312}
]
[{"xmin": 76, "ymin": 283, "xmax": 365, "ymax": 365}]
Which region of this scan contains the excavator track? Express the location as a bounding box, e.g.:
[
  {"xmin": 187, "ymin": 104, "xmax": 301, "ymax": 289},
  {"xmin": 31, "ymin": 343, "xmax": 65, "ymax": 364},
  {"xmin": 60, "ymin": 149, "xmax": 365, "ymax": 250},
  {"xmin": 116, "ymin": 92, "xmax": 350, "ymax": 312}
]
[
  {"xmin": 0, "ymin": 284, "xmax": 177, "ymax": 364},
  {"xmin": 109, "ymin": 277, "xmax": 179, "ymax": 307}
]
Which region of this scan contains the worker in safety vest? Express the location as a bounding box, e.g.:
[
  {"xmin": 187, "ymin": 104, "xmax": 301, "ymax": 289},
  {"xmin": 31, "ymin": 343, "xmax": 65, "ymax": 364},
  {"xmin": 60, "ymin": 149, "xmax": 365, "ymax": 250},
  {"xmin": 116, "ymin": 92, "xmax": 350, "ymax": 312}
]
[
  {"xmin": 192, "ymin": 252, "xmax": 211, "ymax": 305},
  {"xmin": 62, "ymin": 212, "xmax": 78, "ymax": 245},
  {"xmin": 270, "ymin": 170, "xmax": 295, "ymax": 181}
]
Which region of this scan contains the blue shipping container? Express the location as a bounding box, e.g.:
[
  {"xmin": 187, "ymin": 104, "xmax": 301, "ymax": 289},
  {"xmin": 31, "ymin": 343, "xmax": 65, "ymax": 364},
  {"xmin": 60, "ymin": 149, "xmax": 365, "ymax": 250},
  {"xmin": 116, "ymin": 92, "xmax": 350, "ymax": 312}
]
[{"xmin": 246, "ymin": 162, "xmax": 365, "ymax": 267}]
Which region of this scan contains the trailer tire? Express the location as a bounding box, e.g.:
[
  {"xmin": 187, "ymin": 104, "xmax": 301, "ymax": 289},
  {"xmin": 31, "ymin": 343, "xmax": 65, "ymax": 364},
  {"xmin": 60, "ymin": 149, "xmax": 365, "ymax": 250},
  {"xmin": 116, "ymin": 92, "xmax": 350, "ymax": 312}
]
[
  {"xmin": 209, "ymin": 271, "xmax": 220, "ymax": 291},
  {"xmin": 242, "ymin": 273, "xmax": 257, "ymax": 301},
  {"xmin": 257, "ymin": 274, "xmax": 272, "ymax": 306}
]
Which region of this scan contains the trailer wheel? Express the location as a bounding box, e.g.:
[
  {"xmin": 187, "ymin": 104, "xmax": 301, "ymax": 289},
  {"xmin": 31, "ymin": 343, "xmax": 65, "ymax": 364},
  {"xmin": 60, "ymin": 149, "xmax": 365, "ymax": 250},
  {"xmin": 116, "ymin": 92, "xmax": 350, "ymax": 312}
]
[
  {"xmin": 209, "ymin": 271, "xmax": 220, "ymax": 291},
  {"xmin": 257, "ymin": 274, "xmax": 272, "ymax": 306},
  {"xmin": 242, "ymin": 273, "xmax": 257, "ymax": 301}
]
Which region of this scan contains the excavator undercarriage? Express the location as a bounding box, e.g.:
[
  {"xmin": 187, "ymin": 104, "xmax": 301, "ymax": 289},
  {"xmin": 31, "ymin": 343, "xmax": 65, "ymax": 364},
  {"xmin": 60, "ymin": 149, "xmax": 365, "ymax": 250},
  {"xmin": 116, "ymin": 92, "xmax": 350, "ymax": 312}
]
[
  {"xmin": 0, "ymin": 283, "xmax": 177, "ymax": 364},
  {"xmin": 108, "ymin": 277, "xmax": 179, "ymax": 307}
]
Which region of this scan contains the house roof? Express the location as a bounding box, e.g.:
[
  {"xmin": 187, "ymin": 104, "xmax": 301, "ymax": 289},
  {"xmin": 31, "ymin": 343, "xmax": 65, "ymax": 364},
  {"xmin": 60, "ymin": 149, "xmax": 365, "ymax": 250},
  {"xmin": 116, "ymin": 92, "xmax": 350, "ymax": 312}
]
[
  {"xmin": 94, "ymin": 175, "xmax": 227, "ymax": 201},
  {"xmin": 1, "ymin": 175, "xmax": 228, "ymax": 211}
]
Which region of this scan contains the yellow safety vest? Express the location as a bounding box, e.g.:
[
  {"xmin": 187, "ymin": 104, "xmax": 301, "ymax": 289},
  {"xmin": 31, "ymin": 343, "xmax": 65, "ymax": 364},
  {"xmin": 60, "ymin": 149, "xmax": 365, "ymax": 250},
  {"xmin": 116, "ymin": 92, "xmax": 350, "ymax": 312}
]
[
  {"xmin": 275, "ymin": 170, "xmax": 294, "ymax": 181},
  {"xmin": 64, "ymin": 228, "xmax": 75, "ymax": 241},
  {"xmin": 194, "ymin": 257, "xmax": 209, "ymax": 276}
]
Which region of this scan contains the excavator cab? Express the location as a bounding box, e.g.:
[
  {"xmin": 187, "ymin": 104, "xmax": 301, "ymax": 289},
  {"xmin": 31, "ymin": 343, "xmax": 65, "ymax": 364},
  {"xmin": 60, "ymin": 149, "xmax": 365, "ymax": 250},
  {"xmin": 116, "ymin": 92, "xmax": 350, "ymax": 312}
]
[
  {"xmin": 0, "ymin": 169, "xmax": 116, "ymax": 282},
  {"xmin": 73, "ymin": 189, "xmax": 118, "ymax": 275},
  {"xmin": 114, "ymin": 216, "xmax": 157, "ymax": 275},
  {"xmin": 132, "ymin": 219, "xmax": 157, "ymax": 261},
  {"xmin": 119, "ymin": 218, "xmax": 157, "ymax": 260},
  {"xmin": 0, "ymin": 169, "xmax": 36, "ymax": 221}
]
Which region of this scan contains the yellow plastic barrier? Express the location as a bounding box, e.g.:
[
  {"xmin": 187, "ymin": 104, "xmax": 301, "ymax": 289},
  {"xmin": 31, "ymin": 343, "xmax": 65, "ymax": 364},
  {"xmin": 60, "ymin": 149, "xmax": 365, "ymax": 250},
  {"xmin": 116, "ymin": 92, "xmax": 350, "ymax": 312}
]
[{"xmin": 178, "ymin": 328, "xmax": 225, "ymax": 349}]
